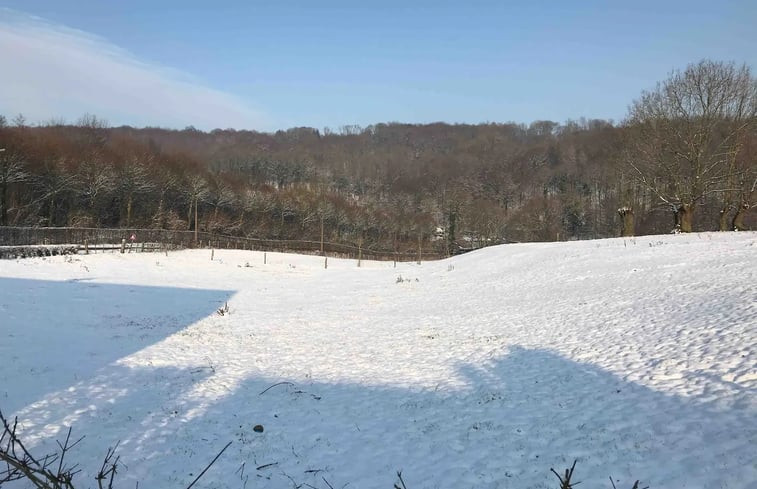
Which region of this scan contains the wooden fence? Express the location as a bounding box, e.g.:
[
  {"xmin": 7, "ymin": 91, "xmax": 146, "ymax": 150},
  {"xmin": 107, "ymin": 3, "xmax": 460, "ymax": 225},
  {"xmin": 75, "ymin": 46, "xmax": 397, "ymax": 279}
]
[{"xmin": 0, "ymin": 227, "xmax": 443, "ymax": 262}]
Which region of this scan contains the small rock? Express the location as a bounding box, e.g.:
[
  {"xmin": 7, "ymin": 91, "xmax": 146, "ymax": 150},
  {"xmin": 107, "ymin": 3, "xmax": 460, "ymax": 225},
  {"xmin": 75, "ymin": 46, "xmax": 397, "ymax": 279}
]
[{"xmin": 253, "ymin": 424, "xmax": 264, "ymax": 433}]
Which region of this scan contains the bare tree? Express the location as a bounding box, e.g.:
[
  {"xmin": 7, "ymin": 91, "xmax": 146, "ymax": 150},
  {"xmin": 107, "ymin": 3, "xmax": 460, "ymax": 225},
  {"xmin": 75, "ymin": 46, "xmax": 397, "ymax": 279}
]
[
  {"xmin": 625, "ymin": 60, "xmax": 757, "ymax": 232},
  {"xmin": 731, "ymin": 157, "xmax": 757, "ymax": 230},
  {"xmin": 151, "ymin": 167, "xmax": 179, "ymax": 229},
  {"xmin": 35, "ymin": 158, "xmax": 77, "ymax": 226},
  {"xmin": 12, "ymin": 113, "xmax": 27, "ymax": 128},
  {"xmin": 206, "ymin": 177, "xmax": 237, "ymax": 233},
  {"xmin": 183, "ymin": 175, "xmax": 210, "ymax": 242},
  {"xmin": 117, "ymin": 156, "xmax": 155, "ymax": 228},
  {"xmin": 75, "ymin": 155, "xmax": 114, "ymax": 226},
  {"xmin": 76, "ymin": 114, "xmax": 109, "ymax": 148},
  {"xmin": 0, "ymin": 150, "xmax": 28, "ymax": 225}
]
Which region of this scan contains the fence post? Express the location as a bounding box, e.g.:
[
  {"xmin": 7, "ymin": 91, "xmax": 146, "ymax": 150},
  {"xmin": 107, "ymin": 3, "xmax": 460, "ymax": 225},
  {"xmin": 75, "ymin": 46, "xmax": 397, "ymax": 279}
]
[
  {"xmin": 211, "ymin": 248, "xmax": 215, "ymax": 261},
  {"xmin": 358, "ymin": 240, "xmax": 362, "ymax": 268},
  {"xmin": 141, "ymin": 242, "xmax": 145, "ymax": 252},
  {"xmin": 120, "ymin": 239, "xmax": 126, "ymax": 254},
  {"xmin": 84, "ymin": 239, "xmax": 89, "ymax": 255},
  {"xmin": 324, "ymin": 256, "xmax": 328, "ymax": 269},
  {"xmin": 264, "ymin": 252, "xmax": 267, "ymax": 265}
]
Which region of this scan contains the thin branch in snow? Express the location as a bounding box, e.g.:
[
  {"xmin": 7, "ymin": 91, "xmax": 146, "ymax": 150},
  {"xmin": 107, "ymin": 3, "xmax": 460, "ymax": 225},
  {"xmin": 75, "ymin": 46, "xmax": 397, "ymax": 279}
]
[
  {"xmin": 394, "ymin": 470, "xmax": 408, "ymax": 489},
  {"xmin": 259, "ymin": 382, "xmax": 295, "ymax": 395},
  {"xmin": 184, "ymin": 441, "xmax": 232, "ymax": 489}
]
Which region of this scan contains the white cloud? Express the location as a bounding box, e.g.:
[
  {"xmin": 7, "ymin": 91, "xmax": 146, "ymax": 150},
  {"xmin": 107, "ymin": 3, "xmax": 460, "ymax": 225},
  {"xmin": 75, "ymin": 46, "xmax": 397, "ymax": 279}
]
[{"xmin": 0, "ymin": 9, "xmax": 269, "ymax": 130}]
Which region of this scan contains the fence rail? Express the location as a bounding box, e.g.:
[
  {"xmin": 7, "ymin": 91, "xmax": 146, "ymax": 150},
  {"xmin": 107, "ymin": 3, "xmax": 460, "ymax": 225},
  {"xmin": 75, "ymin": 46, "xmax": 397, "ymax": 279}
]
[{"xmin": 0, "ymin": 227, "xmax": 444, "ymax": 262}]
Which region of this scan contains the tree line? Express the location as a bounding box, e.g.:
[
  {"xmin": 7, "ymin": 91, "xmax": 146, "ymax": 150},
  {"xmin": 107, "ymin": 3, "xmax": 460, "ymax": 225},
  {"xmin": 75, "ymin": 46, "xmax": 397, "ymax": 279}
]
[{"xmin": 0, "ymin": 60, "xmax": 755, "ymax": 253}]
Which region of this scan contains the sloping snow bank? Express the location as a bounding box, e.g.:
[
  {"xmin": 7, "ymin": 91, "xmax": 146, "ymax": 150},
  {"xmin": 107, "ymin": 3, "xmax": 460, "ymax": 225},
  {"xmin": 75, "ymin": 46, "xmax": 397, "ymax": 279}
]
[{"xmin": 1, "ymin": 232, "xmax": 755, "ymax": 488}]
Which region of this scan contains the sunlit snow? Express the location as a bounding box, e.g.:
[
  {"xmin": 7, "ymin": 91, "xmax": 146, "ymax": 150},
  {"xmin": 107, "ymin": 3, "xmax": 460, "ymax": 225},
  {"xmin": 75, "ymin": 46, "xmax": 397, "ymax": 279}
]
[{"xmin": 1, "ymin": 232, "xmax": 755, "ymax": 488}]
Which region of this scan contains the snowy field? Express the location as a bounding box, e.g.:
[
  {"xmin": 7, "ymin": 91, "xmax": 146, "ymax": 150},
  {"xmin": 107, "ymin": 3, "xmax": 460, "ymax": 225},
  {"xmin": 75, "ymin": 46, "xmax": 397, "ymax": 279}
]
[{"xmin": 1, "ymin": 233, "xmax": 756, "ymax": 489}]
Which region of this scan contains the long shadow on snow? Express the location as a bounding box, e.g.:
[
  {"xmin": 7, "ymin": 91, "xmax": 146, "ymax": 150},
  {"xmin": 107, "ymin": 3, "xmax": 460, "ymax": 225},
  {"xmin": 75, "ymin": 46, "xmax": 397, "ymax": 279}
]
[
  {"xmin": 0, "ymin": 277, "xmax": 233, "ymax": 413},
  {"xmin": 10, "ymin": 346, "xmax": 755, "ymax": 489}
]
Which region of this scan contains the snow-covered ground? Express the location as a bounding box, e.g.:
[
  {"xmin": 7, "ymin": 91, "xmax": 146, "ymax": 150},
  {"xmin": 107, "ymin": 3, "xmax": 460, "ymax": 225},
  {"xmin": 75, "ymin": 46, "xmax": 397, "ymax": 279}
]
[{"xmin": 1, "ymin": 233, "xmax": 755, "ymax": 489}]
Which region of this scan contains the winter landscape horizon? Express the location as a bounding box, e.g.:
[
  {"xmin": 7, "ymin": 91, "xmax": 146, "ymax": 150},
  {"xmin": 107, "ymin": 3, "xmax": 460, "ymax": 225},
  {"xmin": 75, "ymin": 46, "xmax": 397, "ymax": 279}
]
[
  {"xmin": 2, "ymin": 3, "xmax": 756, "ymax": 488},
  {"xmin": 1, "ymin": 231, "xmax": 755, "ymax": 488}
]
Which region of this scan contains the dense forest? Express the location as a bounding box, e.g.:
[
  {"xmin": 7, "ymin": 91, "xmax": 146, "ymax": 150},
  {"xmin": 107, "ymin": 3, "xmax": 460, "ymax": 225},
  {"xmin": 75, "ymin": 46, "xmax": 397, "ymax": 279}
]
[{"xmin": 1, "ymin": 61, "xmax": 755, "ymax": 254}]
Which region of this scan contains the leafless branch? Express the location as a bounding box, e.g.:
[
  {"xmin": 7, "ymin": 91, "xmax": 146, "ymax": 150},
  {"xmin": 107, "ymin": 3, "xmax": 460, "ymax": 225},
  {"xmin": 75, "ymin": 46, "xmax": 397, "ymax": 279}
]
[
  {"xmin": 184, "ymin": 440, "xmax": 232, "ymax": 489},
  {"xmin": 259, "ymin": 381, "xmax": 295, "ymax": 395}
]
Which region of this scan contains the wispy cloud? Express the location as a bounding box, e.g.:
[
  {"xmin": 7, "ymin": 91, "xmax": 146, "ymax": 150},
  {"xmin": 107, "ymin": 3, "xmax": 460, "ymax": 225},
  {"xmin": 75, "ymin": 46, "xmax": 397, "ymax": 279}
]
[{"xmin": 0, "ymin": 9, "xmax": 269, "ymax": 130}]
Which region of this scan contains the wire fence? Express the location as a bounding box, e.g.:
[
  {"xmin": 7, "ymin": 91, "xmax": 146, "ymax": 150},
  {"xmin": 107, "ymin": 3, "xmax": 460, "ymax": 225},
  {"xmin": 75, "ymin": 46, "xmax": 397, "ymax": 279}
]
[{"xmin": 0, "ymin": 227, "xmax": 444, "ymax": 262}]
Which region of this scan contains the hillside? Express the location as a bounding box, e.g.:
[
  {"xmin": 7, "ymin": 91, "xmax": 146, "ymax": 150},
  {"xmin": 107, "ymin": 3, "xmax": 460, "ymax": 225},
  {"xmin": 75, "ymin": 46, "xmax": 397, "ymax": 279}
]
[
  {"xmin": 1, "ymin": 232, "xmax": 756, "ymax": 488},
  {"xmin": 2, "ymin": 119, "xmax": 755, "ymax": 253}
]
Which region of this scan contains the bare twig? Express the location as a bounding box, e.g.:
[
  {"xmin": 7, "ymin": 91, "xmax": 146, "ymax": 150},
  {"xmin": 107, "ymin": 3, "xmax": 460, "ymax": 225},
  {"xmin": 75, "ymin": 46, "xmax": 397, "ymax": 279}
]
[
  {"xmin": 0, "ymin": 408, "xmax": 83, "ymax": 488},
  {"xmin": 550, "ymin": 460, "xmax": 579, "ymax": 489},
  {"xmin": 394, "ymin": 470, "xmax": 408, "ymax": 489},
  {"xmin": 321, "ymin": 476, "xmax": 335, "ymax": 489},
  {"xmin": 95, "ymin": 442, "xmax": 121, "ymax": 489},
  {"xmin": 184, "ymin": 441, "xmax": 232, "ymax": 489},
  {"xmin": 610, "ymin": 475, "xmax": 648, "ymax": 489},
  {"xmin": 259, "ymin": 382, "xmax": 294, "ymax": 395}
]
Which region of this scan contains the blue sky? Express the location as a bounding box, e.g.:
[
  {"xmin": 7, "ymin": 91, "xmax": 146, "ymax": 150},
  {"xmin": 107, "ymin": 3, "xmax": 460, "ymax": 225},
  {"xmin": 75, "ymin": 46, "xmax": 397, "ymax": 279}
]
[{"xmin": 1, "ymin": 1, "xmax": 755, "ymax": 131}]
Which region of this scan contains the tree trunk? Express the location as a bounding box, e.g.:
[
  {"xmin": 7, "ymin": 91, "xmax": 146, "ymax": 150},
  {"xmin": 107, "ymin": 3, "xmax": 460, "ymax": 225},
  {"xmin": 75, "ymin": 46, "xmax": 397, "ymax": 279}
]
[
  {"xmin": 447, "ymin": 211, "xmax": 457, "ymax": 256},
  {"xmin": 417, "ymin": 232, "xmax": 422, "ymax": 264},
  {"xmin": 126, "ymin": 194, "xmax": 133, "ymax": 228},
  {"xmin": 732, "ymin": 204, "xmax": 749, "ymax": 231},
  {"xmin": 90, "ymin": 194, "xmax": 100, "ymax": 227},
  {"xmin": 212, "ymin": 206, "xmax": 219, "ymax": 231},
  {"xmin": 0, "ymin": 183, "xmax": 6, "ymax": 226},
  {"xmin": 675, "ymin": 203, "xmax": 694, "ymax": 233},
  {"xmin": 718, "ymin": 206, "xmax": 732, "ymax": 232},
  {"xmin": 9, "ymin": 191, "xmax": 21, "ymax": 225},
  {"xmin": 155, "ymin": 194, "xmax": 165, "ymax": 229},
  {"xmin": 194, "ymin": 198, "xmax": 199, "ymax": 244},
  {"xmin": 320, "ymin": 214, "xmax": 324, "ymax": 255},
  {"xmin": 237, "ymin": 209, "xmax": 245, "ymax": 230},
  {"xmin": 49, "ymin": 196, "xmax": 56, "ymax": 226},
  {"xmin": 618, "ymin": 207, "xmax": 635, "ymax": 237}
]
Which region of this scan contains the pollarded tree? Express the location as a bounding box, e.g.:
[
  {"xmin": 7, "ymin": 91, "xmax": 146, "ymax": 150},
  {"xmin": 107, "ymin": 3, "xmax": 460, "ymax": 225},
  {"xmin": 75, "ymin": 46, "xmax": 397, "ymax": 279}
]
[{"xmin": 625, "ymin": 60, "xmax": 757, "ymax": 232}]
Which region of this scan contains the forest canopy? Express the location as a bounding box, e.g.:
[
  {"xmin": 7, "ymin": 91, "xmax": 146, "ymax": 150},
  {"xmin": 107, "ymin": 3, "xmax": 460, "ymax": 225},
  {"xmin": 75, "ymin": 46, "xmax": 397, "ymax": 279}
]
[{"xmin": 1, "ymin": 60, "xmax": 755, "ymax": 254}]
